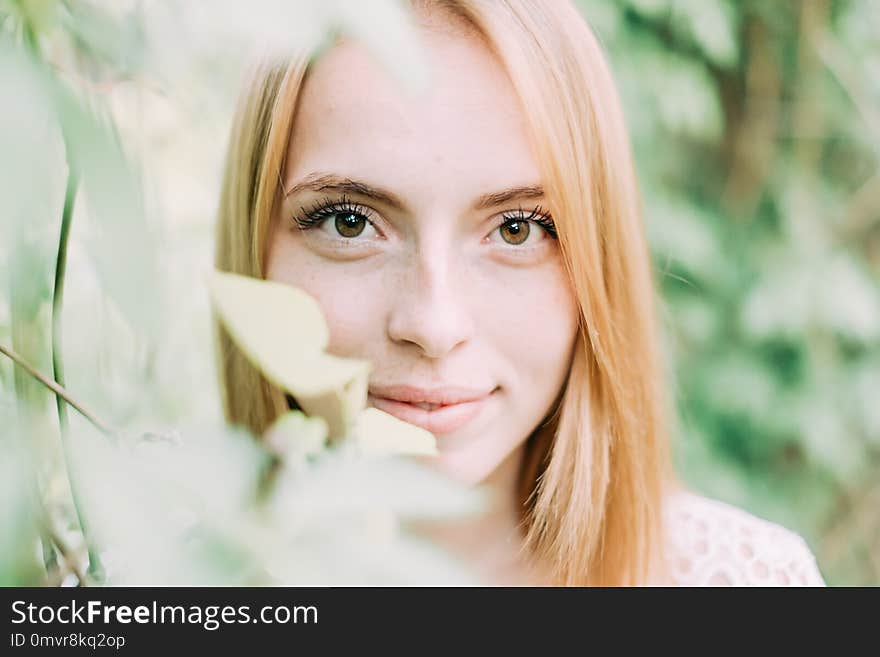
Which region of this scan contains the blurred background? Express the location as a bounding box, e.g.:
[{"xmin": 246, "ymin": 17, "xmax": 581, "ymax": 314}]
[
  {"xmin": 1, "ymin": 0, "xmax": 878, "ymax": 585},
  {"xmin": 577, "ymin": 0, "xmax": 879, "ymax": 584}
]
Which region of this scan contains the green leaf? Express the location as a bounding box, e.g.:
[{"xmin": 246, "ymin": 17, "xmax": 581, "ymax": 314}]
[
  {"xmin": 618, "ymin": 48, "xmax": 723, "ymax": 141},
  {"xmin": 672, "ymin": 0, "xmax": 739, "ymax": 69},
  {"xmin": 816, "ymin": 255, "xmax": 880, "ymax": 343},
  {"xmin": 645, "ymin": 191, "xmax": 724, "ymax": 282},
  {"xmin": 741, "ymin": 262, "xmax": 812, "ymax": 340},
  {"xmin": 53, "ymin": 83, "xmax": 164, "ymax": 339},
  {"xmin": 0, "ymin": 46, "xmax": 63, "ymax": 432},
  {"xmin": 208, "ymin": 270, "xmax": 371, "ymax": 439},
  {"xmin": 352, "ymin": 407, "xmax": 437, "ymax": 456},
  {"xmin": 0, "ymin": 432, "xmax": 43, "ymax": 586},
  {"xmin": 627, "ymin": 0, "xmax": 671, "ymax": 18},
  {"xmin": 59, "ymin": 1, "xmax": 144, "ymax": 78}
]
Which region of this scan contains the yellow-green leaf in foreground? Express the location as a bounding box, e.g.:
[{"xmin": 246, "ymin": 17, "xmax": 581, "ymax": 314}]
[
  {"xmin": 351, "ymin": 407, "xmax": 437, "ymax": 457},
  {"xmin": 264, "ymin": 410, "xmax": 328, "ymax": 461},
  {"xmin": 208, "ymin": 270, "xmax": 370, "ymax": 439}
]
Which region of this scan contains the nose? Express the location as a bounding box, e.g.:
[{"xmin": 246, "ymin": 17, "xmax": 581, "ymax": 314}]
[{"xmin": 385, "ymin": 247, "xmax": 475, "ymax": 360}]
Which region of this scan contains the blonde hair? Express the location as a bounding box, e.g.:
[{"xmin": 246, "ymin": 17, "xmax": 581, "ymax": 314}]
[{"xmin": 214, "ymin": 0, "xmax": 676, "ymax": 586}]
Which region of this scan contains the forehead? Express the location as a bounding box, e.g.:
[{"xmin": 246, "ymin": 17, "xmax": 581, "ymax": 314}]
[{"xmin": 285, "ymin": 27, "xmax": 541, "ymax": 202}]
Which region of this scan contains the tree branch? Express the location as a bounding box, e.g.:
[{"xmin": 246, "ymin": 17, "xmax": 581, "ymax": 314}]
[{"xmin": 0, "ymin": 341, "xmax": 115, "ymax": 438}]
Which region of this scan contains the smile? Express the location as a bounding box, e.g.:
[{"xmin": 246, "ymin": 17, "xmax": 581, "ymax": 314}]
[{"xmin": 367, "ymin": 386, "xmax": 497, "ymax": 435}]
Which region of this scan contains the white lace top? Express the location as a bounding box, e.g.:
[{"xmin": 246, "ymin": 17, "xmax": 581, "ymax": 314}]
[{"xmin": 664, "ymin": 490, "xmax": 826, "ymax": 586}]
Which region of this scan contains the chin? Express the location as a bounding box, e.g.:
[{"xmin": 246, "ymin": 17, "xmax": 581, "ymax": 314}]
[{"xmin": 421, "ymin": 442, "xmax": 507, "ymax": 488}]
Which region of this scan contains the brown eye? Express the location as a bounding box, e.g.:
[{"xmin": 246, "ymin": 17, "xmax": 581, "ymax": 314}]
[
  {"xmin": 335, "ymin": 212, "xmax": 367, "ymax": 238},
  {"xmin": 499, "ymin": 219, "xmax": 530, "ymax": 245}
]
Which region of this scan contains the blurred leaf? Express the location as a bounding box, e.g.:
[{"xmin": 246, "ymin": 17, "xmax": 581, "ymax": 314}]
[
  {"xmin": 816, "ymin": 255, "xmax": 880, "ymax": 343},
  {"xmin": 796, "ymin": 396, "xmax": 864, "ymax": 480},
  {"xmin": 72, "ymin": 422, "xmax": 481, "ymax": 585},
  {"xmin": 139, "ymin": 0, "xmax": 427, "ymax": 100},
  {"xmin": 700, "ymin": 353, "xmax": 779, "ymax": 421},
  {"xmin": 208, "ymin": 270, "xmax": 371, "ymax": 439},
  {"xmin": 269, "ymin": 449, "xmax": 487, "ymax": 544},
  {"xmin": 59, "ymin": 0, "xmax": 144, "ymax": 80},
  {"xmin": 742, "ymin": 254, "xmax": 880, "ymax": 343},
  {"xmin": 672, "ymin": 0, "xmax": 739, "ymax": 68},
  {"xmin": 71, "ymin": 423, "xmax": 269, "ymax": 584},
  {"xmin": 669, "ymin": 297, "xmax": 720, "ymax": 346},
  {"xmin": 0, "ymin": 45, "xmax": 63, "ymax": 442},
  {"xmin": 741, "ymin": 261, "xmax": 813, "ymax": 340},
  {"xmin": 646, "ymin": 191, "xmax": 725, "ymax": 282},
  {"xmin": 53, "ymin": 83, "xmax": 164, "ymax": 339},
  {"xmin": 319, "ymin": 0, "xmax": 429, "ymax": 95},
  {"xmin": 0, "ymin": 44, "xmax": 58, "ymax": 238},
  {"xmin": 620, "ymin": 48, "xmax": 723, "ymax": 140},
  {"xmin": 264, "ymin": 410, "xmax": 329, "ymax": 462},
  {"xmin": 0, "ymin": 430, "xmax": 43, "ymax": 585},
  {"xmin": 3, "ymin": 0, "xmax": 61, "ymax": 39},
  {"xmin": 627, "ymin": 0, "xmax": 671, "ymax": 19},
  {"xmin": 352, "ymin": 407, "xmax": 437, "ymax": 456}
]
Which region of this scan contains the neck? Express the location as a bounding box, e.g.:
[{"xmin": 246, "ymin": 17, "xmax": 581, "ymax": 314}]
[{"xmin": 412, "ymin": 444, "xmax": 548, "ymax": 586}]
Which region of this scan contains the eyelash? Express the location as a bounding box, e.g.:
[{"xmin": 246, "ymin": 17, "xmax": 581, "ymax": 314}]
[
  {"xmin": 291, "ymin": 195, "xmax": 376, "ymax": 231},
  {"xmin": 501, "ymin": 205, "xmax": 557, "ymax": 239},
  {"xmin": 289, "ymin": 196, "xmax": 557, "ymax": 241}
]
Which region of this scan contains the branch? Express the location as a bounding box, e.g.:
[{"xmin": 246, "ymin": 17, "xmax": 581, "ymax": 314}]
[
  {"xmin": 0, "ymin": 341, "xmax": 116, "ymax": 438},
  {"xmin": 1, "ymin": 336, "xmax": 111, "ymax": 581}
]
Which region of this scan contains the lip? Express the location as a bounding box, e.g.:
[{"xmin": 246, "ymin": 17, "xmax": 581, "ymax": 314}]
[{"xmin": 367, "ymin": 385, "xmax": 496, "ymax": 435}]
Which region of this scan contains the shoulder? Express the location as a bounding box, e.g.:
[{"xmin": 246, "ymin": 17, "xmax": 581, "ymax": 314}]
[{"xmin": 662, "ymin": 489, "xmax": 826, "ymax": 586}]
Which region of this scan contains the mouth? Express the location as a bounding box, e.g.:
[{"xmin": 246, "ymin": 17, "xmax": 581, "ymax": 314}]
[{"xmin": 367, "ymin": 388, "xmax": 497, "ymax": 435}]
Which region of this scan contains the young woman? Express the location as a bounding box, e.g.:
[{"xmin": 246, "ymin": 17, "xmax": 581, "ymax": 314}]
[{"xmin": 214, "ymin": 0, "xmax": 825, "ymax": 586}]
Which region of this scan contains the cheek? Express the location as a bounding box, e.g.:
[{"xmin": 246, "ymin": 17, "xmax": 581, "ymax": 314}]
[
  {"xmin": 478, "ymin": 260, "xmax": 579, "ymax": 379},
  {"xmin": 320, "ymin": 286, "xmax": 386, "ymax": 356},
  {"xmin": 264, "ymin": 236, "xmax": 387, "ymax": 355}
]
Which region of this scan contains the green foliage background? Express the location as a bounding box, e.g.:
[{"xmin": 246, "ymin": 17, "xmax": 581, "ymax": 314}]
[{"xmin": 577, "ymin": 0, "xmax": 880, "ymax": 584}]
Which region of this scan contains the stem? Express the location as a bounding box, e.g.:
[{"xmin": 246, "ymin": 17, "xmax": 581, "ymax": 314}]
[
  {"xmin": 51, "ymin": 166, "xmax": 107, "ymax": 580},
  {"xmin": 13, "ymin": 7, "xmax": 106, "ymax": 583},
  {"xmin": 0, "ymin": 340, "xmax": 111, "ymax": 581},
  {"xmin": 53, "ymin": 168, "xmax": 78, "ymax": 433},
  {"xmin": 0, "ymin": 341, "xmax": 115, "ymax": 438}
]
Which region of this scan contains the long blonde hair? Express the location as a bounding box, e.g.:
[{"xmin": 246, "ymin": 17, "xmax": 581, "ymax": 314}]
[{"xmin": 214, "ymin": 0, "xmax": 675, "ymax": 586}]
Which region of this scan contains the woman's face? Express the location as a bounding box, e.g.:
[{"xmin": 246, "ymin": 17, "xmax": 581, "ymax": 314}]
[{"xmin": 265, "ymin": 24, "xmax": 580, "ymax": 485}]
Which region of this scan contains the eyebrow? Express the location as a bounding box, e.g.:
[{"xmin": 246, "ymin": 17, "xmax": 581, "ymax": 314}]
[
  {"xmin": 473, "ymin": 185, "xmax": 545, "ymax": 210},
  {"xmin": 284, "ymin": 173, "xmax": 406, "ymax": 210},
  {"xmin": 284, "ymin": 173, "xmax": 545, "ymax": 212}
]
